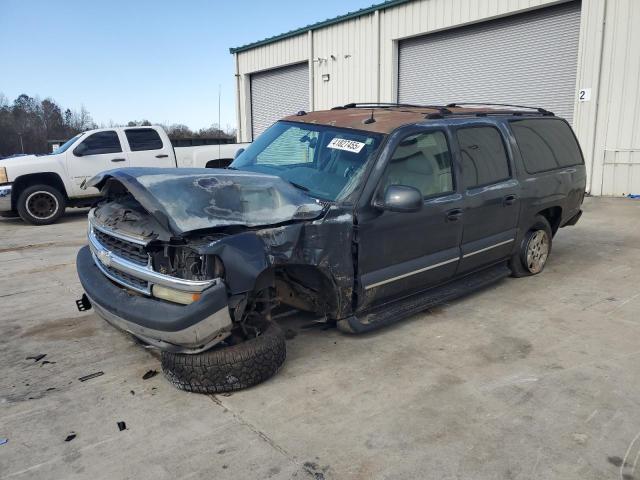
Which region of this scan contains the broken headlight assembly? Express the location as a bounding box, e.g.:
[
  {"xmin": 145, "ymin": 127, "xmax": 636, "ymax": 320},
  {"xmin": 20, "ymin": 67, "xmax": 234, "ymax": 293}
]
[{"xmin": 149, "ymin": 246, "xmax": 225, "ymax": 305}]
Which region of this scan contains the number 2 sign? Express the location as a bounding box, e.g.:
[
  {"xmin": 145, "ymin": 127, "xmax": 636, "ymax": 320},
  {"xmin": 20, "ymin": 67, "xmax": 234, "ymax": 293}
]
[{"xmin": 578, "ymin": 88, "xmax": 591, "ymax": 102}]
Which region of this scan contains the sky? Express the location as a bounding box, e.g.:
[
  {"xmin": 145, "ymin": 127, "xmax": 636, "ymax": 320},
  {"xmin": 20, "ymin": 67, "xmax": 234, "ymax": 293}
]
[{"xmin": 0, "ymin": 0, "xmax": 376, "ymax": 132}]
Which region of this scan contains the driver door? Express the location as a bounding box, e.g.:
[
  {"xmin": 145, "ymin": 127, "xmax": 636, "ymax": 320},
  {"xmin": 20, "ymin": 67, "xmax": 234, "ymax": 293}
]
[
  {"xmin": 356, "ymin": 128, "xmax": 464, "ymax": 309},
  {"xmin": 66, "ymin": 130, "xmax": 129, "ymax": 196}
]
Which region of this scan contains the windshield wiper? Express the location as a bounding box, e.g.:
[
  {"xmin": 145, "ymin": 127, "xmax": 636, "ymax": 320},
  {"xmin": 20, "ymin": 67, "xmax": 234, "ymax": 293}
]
[{"xmin": 287, "ymin": 180, "xmax": 310, "ymax": 192}]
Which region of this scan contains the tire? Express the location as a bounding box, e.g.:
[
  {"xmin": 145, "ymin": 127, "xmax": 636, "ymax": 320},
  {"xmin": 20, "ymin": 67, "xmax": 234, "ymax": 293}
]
[
  {"xmin": 17, "ymin": 184, "xmax": 66, "ymax": 225},
  {"xmin": 509, "ymin": 215, "xmax": 553, "ymax": 277},
  {"xmin": 161, "ymin": 321, "xmax": 286, "ymax": 393}
]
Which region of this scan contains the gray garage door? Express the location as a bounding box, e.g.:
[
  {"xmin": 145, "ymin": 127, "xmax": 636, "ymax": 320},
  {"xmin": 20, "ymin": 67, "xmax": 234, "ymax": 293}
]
[
  {"xmin": 398, "ymin": 1, "xmax": 581, "ymax": 123},
  {"xmin": 250, "ymin": 63, "xmax": 309, "ymax": 138}
]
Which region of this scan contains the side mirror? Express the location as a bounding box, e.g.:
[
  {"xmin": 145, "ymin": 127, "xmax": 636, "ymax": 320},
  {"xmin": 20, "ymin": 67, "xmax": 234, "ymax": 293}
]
[
  {"xmin": 379, "ymin": 185, "xmax": 423, "ymax": 213},
  {"xmin": 73, "ymin": 143, "xmax": 87, "ymax": 157},
  {"xmin": 234, "ymin": 148, "xmax": 245, "ymax": 159}
]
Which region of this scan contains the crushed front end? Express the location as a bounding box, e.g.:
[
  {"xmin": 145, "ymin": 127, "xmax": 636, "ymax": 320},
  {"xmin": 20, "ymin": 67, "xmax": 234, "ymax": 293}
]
[
  {"xmin": 74, "ymin": 167, "xmax": 344, "ymax": 354},
  {"xmin": 77, "ymin": 208, "xmax": 232, "ymax": 353}
]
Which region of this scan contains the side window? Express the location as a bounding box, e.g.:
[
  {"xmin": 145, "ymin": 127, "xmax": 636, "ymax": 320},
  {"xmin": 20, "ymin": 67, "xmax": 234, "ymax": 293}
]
[
  {"xmin": 510, "ymin": 119, "xmax": 583, "ymax": 173},
  {"xmin": 75, "ymin": 131, "xmax": 121, "ymax": 156},
  {"xmin": 125, "ymin": 128, "xmax": 163, "ymax": 151},
  {"xmin": 381, "ymin": 131, "xmax": 453, "ymax": 197},
  {"xmin": 457, "ymin": 127, "xmax": 510, "ymax": 189},
  {"xmin": 256, "ymin": 127, "xmax": 317, "ymax": 165}
]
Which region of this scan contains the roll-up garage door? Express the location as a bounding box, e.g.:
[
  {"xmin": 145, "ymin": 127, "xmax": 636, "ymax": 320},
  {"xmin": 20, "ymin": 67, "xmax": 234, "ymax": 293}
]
[
  {"xmin": 398, "ymin": 1, "xmax": 581, "ymax": 123},
  {"xmin": 250, "ymin": 62, "xmax": 309, "ymax": 138}
]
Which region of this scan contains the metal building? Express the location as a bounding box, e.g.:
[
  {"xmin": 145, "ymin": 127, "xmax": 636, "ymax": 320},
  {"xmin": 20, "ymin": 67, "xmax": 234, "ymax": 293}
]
[{"xmin": 230, "ymin": 0, "xmax": 640, "ymax": 196}]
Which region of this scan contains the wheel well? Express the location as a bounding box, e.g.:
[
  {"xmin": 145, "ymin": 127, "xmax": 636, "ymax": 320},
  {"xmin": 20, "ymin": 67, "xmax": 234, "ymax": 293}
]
[
  {"xmin": 537, "ymin": 206, "xmax": 562, "ymax": 235},
  {"xmin": 205, "ymin": 159, "xmax": 233, "ymax": 169},
  {"xmin": 269, "ymin": 265, "xmax": 338, "ymax": 316},
  {"xmin": 12, "ymin": 173, "xmax": 68, "ymax": 208}
]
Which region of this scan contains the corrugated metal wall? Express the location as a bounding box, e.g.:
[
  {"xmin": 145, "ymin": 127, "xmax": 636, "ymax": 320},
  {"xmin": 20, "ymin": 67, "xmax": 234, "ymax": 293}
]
[
  {"xmin": 312, "ymin": 14, "xmax": 379, "ymax": 108},
  {"xmin": 234, "ymin": 0, "xmax": 640, "ymax": 195},
  {"xmin": 590, "ymin": 0, "xmax": 640, "ymax": 195}
]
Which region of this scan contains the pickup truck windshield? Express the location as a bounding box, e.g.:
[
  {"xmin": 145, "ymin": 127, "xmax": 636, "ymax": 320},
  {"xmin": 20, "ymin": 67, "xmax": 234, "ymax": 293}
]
[
  {"xmin": 51, "ymin": 134, "xmax": 82, "ymax": 154},
  {"xmin": 231, "ymin": 121, "xmax": 383, "ymax": 201}
]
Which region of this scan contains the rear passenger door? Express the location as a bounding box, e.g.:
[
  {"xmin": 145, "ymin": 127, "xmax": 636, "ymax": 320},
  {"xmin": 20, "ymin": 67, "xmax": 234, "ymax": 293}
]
[
  {"xmin": 453, "ymin": 124, "xmax": 520, "ymax": 274},
  {"xmin": 124, "ymin": 128, "xmax": 174, "ymax": 168}
]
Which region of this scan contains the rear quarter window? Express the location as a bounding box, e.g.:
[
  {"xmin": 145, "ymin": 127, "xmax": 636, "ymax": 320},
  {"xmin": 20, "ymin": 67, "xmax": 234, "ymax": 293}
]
[
  {"xmin": 125, "ymin": 128, "xmax": 163, "ymax": 151},
  {"xmin": 510, "ymin": 119, "xmax": 583, "ymax": 173}
]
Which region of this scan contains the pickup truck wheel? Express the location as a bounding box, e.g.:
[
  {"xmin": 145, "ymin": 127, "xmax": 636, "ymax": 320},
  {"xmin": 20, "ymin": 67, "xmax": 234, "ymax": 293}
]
[
  {"xmin": 161, "ymin": 320, "xmax": 286, "ymax": 393},
  {"xmin": 17, "ymin": 184, "xmax": 65, "ymax": 225},
  {"xmin": 510, "ymin": 215, "xmax": 552, "ymax": 277}
]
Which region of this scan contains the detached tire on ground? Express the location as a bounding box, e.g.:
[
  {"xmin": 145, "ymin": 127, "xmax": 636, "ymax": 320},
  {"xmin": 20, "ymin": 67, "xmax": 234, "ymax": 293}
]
[
  {"xmin": 509, "ymin": 214, "xmax": 553, "ymax": 277},
  {"xmin": 17, "ymin": 184, "xmax": 66, "ymax": 225},
  {"xmin": 161, "ymin": 321, "xmax": 286, "ymax": 393}
]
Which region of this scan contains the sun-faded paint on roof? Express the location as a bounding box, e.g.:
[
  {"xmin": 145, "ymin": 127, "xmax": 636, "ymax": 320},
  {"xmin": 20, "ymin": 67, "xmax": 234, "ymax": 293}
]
[{"xmin": 282, "ymin": 105, "xmax": 545, "ymax": 135}]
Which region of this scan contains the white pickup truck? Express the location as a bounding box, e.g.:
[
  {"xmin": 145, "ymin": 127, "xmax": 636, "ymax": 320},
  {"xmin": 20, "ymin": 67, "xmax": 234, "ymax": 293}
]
[{"xmin": 0, "ymin": 125, "xmax": 247, "ymax": 225}]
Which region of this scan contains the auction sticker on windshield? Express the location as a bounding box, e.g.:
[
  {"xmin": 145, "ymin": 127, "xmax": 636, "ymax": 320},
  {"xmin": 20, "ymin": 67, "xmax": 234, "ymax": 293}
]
[{"xmin": 327, "ymin": 138, "xmax": 366, "ymax": 153}]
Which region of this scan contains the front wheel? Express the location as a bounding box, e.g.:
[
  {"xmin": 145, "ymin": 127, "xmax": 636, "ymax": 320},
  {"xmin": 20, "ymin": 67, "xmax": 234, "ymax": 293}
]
[
  {"xmin": 161, "ymin": 320, "xmax": 286, "ymax": 393},
  {"xmin": 510, "ymin": 215, "xmax": 552, "ymax": 277},
  {"xmin": 17, "ymin": 184, "xmax": 66, "ymax": 225}
]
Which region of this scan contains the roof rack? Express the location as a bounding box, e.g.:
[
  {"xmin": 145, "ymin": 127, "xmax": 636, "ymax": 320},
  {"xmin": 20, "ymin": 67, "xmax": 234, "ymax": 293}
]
[
  {"xmin": 446, "ymin": 102, "xmax": 555, "ymax": 116},
  {"xmin": 332, "ymin": 102, "xmax": 453, "ymax": 114}
]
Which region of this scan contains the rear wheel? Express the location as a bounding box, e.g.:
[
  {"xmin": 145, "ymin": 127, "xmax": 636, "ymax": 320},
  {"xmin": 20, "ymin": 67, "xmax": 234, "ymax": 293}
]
[
  {"xmin": 510, "ymin": 215, "xmax": 552, "ymax": 277},
  {"xmin": 17, "ymin": 184, "xmax": 65, "ymax": 225}
]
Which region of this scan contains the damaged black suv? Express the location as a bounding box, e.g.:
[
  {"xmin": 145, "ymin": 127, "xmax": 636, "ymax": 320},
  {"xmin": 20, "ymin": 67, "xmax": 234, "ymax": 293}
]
[{"xmin": 76, "ymin": 103, "xmax": 586, "ymax": 392}]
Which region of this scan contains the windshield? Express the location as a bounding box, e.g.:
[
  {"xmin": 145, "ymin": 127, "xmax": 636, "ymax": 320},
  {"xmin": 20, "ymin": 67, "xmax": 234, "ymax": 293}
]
[
  {"xmin": 51, "ymin": 134, "xmax": 82, "ymax": 154},
  {"xmin": 230, "ymin": 121, "xmax": 384, "ymax": 201}
]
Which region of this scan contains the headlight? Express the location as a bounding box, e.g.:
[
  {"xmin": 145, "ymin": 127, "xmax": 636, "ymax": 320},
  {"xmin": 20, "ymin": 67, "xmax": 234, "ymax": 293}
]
[
  {"xmin": 0, "ymin": 167, "xmax": 7, "ymax": 184},
  {"xmin": 152, "ymin": 285, "xmax": 201, "ymax": 305}
]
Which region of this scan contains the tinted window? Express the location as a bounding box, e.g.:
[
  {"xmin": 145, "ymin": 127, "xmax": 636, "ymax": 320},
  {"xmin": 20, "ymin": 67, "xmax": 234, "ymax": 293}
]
[
  {"xmin": 510, "ymin": 119, "xmax": 583, "ymax": 173},
  {"xmin": 76, "ymin": 131, "xmax": 121, "ymax": 156},
  {"xmin": 125, "ymin": 128, "xmax": 163, "ymax": 151},
  {"xmin": 381, "ymin": 131, "xmax": 453, "ymax": 197},
  {"xmin": 457, "ymin": 127, "xmax": 510, "ymax": 189}
]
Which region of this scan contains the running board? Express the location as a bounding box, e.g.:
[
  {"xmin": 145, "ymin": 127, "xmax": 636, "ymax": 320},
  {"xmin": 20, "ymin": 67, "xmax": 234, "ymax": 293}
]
[{"xmin": 338, "ymin": 263, "xmax": 511, "ymax": 334}]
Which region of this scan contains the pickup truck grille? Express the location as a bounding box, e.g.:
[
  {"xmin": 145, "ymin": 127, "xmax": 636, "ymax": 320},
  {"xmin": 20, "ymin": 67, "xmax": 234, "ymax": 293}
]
[{"xmin": 93, "ymin": 229, "xmax": 149, "ymax": 266}]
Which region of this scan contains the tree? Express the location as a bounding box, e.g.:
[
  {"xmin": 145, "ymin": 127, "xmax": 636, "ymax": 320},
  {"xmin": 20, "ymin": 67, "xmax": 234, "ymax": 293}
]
[
  {"xmin": 165, "ymin": 123, "xmax": 193, "ymax": 139},
  {"xmin": 0, "ymin": 94, "xmax": 96, "ymax": 156}
]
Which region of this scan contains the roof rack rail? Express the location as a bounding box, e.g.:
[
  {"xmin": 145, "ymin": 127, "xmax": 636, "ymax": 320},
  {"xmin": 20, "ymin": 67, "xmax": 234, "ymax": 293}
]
[
  {"xmin": 333, "ymin": 102, "xmax": 453, "ymax": 114},
  {"xmin": 445, "ymin": 102, "xmax": 555, "ymax": 116}
]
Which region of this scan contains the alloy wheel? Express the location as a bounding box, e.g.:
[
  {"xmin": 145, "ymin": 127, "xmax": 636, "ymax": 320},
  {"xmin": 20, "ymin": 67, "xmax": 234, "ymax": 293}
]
[{"xmin": 525, "ymin": 230, "xmax": 549, "ymax": 274}]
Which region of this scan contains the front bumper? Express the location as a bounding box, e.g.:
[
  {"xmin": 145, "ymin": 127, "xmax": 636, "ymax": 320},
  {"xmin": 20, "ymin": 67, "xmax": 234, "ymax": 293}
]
[
  {"xmin": 0, "ymin": 184, "xmax": 12, "ymax": 212},
  {"xmin": 76, "ymin": 246, "xmax": 233, "ymax": 353}
]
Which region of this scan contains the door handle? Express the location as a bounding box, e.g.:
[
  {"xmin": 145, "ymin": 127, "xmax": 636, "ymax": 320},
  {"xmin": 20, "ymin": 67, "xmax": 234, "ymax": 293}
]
[
  {"xmin": 111, "ymin": 158, "xmax": 126, "ymax": 162},
  {"xmin": 503, "ymin": 194, "xmax": 517, "ymax": 206},
  {"xmin": 156, "ymin": 154, "xmax": 168, "ymax": 158},
  {"xmin": 446, "ymin": 208, "xmax": 463, "ymax": 221}
]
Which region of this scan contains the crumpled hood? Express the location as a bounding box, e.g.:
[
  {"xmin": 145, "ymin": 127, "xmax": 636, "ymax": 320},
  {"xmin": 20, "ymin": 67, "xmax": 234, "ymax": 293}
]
[{"xmin": 89, "ymin": 168, "xmax": 324, "ymax": 236}]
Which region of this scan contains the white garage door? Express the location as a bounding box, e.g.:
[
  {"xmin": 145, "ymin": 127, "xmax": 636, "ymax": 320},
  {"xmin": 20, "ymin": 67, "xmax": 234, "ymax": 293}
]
[
  {"xmin": 398, "ymin": 2, "xmax": 581, "ymax": 123},
  {"xmin": 250, "ymin": 63, "xmax": 309, "ymax": 138}
]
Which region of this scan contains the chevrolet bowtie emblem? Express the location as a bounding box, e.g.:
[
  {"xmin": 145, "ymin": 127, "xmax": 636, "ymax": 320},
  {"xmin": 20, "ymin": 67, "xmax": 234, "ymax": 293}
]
[{"xmin": 98, "ymin": 249, "xmax": 112, "ymax": 267}]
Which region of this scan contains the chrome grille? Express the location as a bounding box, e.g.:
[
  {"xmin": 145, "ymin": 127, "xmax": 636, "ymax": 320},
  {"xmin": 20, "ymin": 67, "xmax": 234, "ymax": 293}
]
[
  {"xmin": 102, "ymin": 263, "xmax": 149, "ymax": 291},
  {"xmin": 93, "ymin": 229, "xmax": 149, "ymax": 266}
]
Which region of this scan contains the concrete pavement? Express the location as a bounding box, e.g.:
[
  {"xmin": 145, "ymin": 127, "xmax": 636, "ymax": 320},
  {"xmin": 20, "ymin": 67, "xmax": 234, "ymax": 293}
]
[{"xmin": 1, "ymin": 198, "xmax": 640, "ymax": 479}]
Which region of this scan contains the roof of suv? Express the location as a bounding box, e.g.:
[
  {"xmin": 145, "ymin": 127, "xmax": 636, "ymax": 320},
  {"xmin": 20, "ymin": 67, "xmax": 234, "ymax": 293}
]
[{"xmin": 283, "ymin": 104, "xmax": 556, "ymax": 135}]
